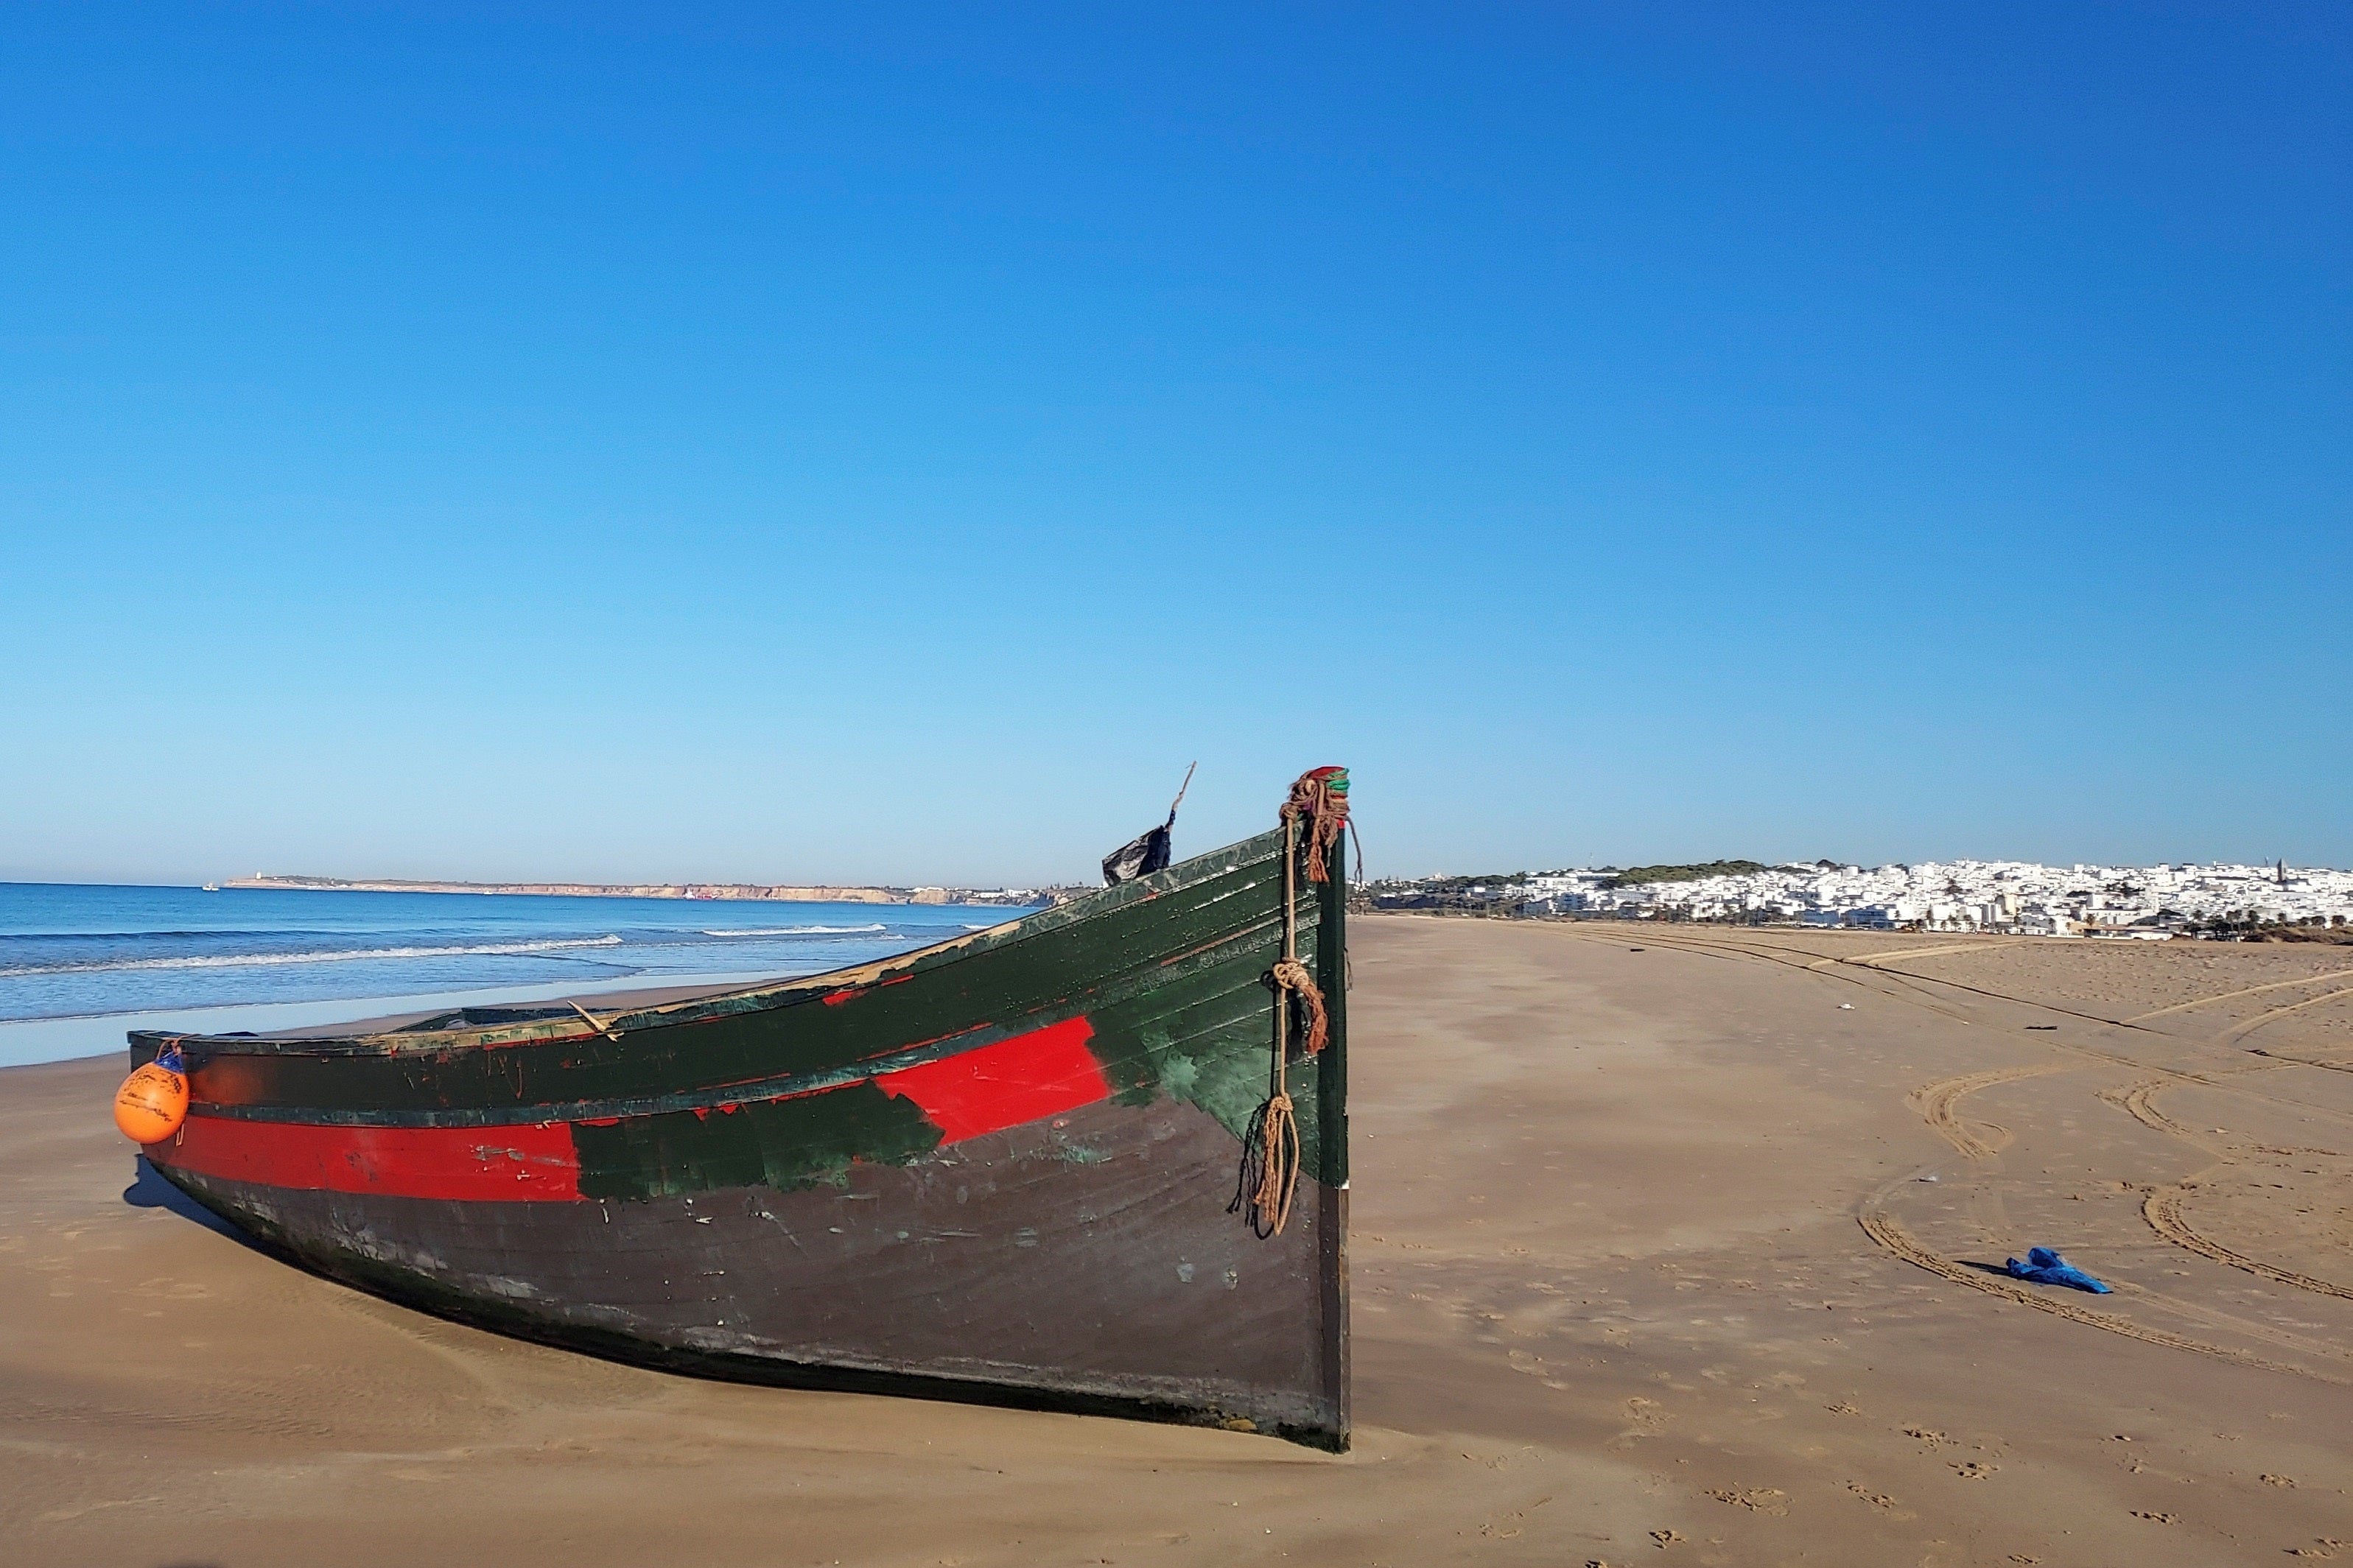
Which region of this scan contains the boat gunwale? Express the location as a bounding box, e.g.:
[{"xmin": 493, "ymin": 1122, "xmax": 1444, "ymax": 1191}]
[
  {"xmin": 176, "ymin": 901, "xmax": 1311, "ymax": 1128},
  {"xmin": 130, "ymin": 829, "xmax": 1289, "ymax": 1060}
]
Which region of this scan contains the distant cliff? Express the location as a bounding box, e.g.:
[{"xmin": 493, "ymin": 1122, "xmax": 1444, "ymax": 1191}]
[{"xmin": 223, "ymin": 875, "xmax": 1070, "ymax": 906}]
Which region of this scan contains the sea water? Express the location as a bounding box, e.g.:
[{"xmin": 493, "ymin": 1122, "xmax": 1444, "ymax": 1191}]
[{"xmin": 0, "ymin": 882, "xmax": 1040, "ymax": 1068}]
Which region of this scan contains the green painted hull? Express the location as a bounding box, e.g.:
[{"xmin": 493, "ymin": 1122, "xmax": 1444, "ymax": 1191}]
[{"xmin": 136, "ymin": 820, "xmax": 1350, "ymax": 1446}]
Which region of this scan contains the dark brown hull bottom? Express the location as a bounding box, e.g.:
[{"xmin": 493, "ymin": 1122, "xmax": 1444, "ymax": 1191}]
[{"xmin": 160, "ymin": 1096, "xmax": 1348, "ymax": 1448}]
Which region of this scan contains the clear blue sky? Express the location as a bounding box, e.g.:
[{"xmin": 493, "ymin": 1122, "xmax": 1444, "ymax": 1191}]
[{"xmin": 2, "ymin": 4, "xmax": 2346, "ymax": 887}]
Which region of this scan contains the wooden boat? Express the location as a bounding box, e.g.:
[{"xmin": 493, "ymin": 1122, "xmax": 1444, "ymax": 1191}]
[{"xmin": 130, "ymin": 771, "xmax": 1352, "ymax": 1448}]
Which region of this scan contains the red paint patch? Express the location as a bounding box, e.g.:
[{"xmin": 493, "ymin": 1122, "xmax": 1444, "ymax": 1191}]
[
  {"xmin": 158, "ymin": 1117, "xmax": 581, "ymax": 1202},
  {"xmin": 874, "ymin": 1017, "xmax": 1108, "ymax": 1144},
  {"xmin": 828, "ymin": 974, "xmax": 914, "ymax": 1005}
]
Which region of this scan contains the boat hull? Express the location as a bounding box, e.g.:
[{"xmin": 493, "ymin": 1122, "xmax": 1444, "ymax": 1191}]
[{"xmin": 133, "ymin": 822, "xmax": 1350, "ymax": 1446}]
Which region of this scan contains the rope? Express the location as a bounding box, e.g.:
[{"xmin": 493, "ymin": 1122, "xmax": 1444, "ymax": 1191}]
[
  {"xmin": 164, "ymin": 1036, "xmax": 190, "ymax": 1146},
  {"xmin": 1279, "ymin": 767, "xmax": 1350, "ymax": 885},
  {"xmin": 1249, "ymin": 1091, "xmax": 1301, "ymax": 1237},
  {"xmin": 1236, "ymin": 767, "xmax": 1350, "ymax": 1236},
  {"xmin": 1246, "ymin": 813, "xmax": 1307, "ymax": 1235}
]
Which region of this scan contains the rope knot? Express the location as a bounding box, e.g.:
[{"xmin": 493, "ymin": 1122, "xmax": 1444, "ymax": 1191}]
[{"xmin": 1269, "ymin": 957, "xmax": 1328, "ymax": 1057}]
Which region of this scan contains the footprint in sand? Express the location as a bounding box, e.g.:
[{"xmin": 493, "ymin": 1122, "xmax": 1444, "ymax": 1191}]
[
  {"xmin": 1702, "ymin": 1487, "xmax": 1788, "ymax": 1515},
  {"xmin": 1845, "ymin": 1480, "xmax": 1914, "ymax": 1519}
]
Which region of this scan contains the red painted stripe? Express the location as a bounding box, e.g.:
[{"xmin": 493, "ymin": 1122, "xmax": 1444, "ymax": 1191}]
[
  {"xmin": 874, "ymin": 1016, "xmax": 1108, "ymax": 1143},
  {"xmin": 158, "ymin": 1117, "xmax": 582, "ymax": 1202},
  {"xmin": 155, "ymin": 1016, "xmax": 1108, "ymax": 1201}
]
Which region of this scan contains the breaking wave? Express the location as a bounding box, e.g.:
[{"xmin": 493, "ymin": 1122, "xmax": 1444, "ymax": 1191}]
[
  {"xmin": 698, "ymin": 924, "xmax": 888, "ymax": 937},
  {"xmin": 0, "ymin": 935, "xmax": 625, "ymax": 978}
]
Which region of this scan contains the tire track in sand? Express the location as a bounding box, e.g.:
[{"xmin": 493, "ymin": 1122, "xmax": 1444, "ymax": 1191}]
[
  {"xmin": 1626, "ymin": 924, "xmax": 2353, "ymax": 1128},
  {"xmin": 2142, "ymin": 1186, "xmax": 2353, "ymax": 1302},
  {"xmin": 1907, "ymin": 1064, "xmax": 2069, "ymax": 1159},
  {"xmin": 1806, "ymin": 942, "xmax": 2005, "ymax": 971},
  {"xmin": 2217, "ymin": 987, "xmax": 2353, "ymax": 1044},
  {"xmin": 1565, "ymin": 927, "xmax": 2353, "ymax": 1368},
  {"xmin": 2108, "ymin": 1079, "xmax": 2353, "ymax": 1302},
  {"xmin": 2110, "ymin": 1072, "xmax": 2346, "ymax": 1153},
  {"xmin": 2111, "ymin": 1079, "xmax": 2213, "ymax": 1147},
  {"xmin": 1856, "ymin": 1198, "xmax": 2346, "ymax": 1384},
  {"xmin": 2256, "ymin": 1051, "xmax": 2353, "ymax": 1077},
  {"xmin": 2128, "ymin": 966, "xmax": 2353, "ymax": 1024},
  {"xmin": 1578, "ymin": 925, "xmax": 2145, "ymax": 1031}
]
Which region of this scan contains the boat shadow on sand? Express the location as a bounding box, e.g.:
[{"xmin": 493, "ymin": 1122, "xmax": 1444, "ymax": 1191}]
[{"xmin": 123, "ymin": 1154, "xmax": 253, "ymax": 1245}]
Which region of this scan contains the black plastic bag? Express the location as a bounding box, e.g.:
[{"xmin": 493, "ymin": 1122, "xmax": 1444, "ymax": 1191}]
[
  {"xmin": 1101, "ymin": 763, "xmax": 1196, "ymax": 886},
  {"xmin": 1101, "ymin": 823, "xmax": 1173, "ymax": 885}
]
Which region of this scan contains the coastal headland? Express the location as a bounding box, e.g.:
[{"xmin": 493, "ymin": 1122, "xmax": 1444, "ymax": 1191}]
[
  {"xmin": 224, "ymin": 873, "xmax": 1063, "ymax": 905},
  {"xmin": 7, "ymin": 918, "xmax": 2351, "ymax": 1564}
]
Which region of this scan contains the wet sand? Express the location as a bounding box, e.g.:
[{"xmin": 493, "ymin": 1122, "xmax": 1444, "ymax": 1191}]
[{"xmin": 5, "ymin": 917, "xmax": 2350, "ymax": 1566}]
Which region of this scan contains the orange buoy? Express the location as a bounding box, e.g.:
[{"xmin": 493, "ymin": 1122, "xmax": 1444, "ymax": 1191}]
[{"xmin": 113, "ymin": 1044, "xmax": 190, "ymax": 1145}]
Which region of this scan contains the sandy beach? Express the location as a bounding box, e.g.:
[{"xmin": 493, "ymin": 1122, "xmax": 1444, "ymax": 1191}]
[{"xmin": 6, "ymin": 916, "xmax": 2350, "ymax": 1567}]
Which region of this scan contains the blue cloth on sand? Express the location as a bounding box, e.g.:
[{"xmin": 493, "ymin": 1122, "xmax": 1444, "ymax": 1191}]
[{"xmin": 2005, "ymin": 1246, "xmax": 2111, "ymax": 1293}]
